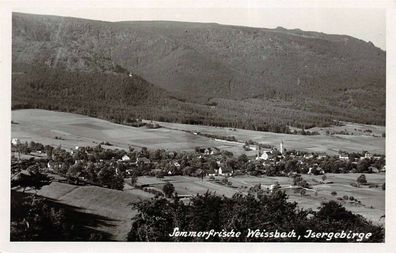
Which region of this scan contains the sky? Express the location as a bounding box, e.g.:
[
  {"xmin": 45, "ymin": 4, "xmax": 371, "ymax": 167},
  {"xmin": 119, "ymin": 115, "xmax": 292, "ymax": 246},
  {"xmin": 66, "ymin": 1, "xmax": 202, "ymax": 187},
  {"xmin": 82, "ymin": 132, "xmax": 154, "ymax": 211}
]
[{"xmin": 10, "ymin": 1, "xmax": 387, "ymax": 50}]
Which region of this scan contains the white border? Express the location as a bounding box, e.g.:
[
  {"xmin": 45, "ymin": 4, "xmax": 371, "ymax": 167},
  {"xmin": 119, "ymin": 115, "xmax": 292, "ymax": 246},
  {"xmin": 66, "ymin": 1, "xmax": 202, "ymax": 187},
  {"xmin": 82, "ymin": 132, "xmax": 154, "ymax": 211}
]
[{"xmin": 1, "ymin": 1, "xmax": 395, "ymax": 252}]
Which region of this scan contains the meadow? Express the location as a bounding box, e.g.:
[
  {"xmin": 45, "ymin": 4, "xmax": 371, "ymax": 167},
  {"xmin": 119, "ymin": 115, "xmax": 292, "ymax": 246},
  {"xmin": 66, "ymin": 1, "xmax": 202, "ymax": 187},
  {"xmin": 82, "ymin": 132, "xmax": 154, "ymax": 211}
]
[{"xmin": 12, "ymin": 109, "xmax": 385, "ymax": 156}]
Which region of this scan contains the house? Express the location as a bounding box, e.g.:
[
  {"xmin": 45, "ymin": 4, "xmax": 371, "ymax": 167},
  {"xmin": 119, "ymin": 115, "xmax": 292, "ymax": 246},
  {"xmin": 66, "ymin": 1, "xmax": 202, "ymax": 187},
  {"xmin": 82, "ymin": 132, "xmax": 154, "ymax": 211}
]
[
  {"xmin": 249, "ymin": 145, "xmax": 257, "ymax": 151},
  {"xmin": 256, "ymin": 151, "xmax": 269, "ymax": 161},
  {"xmin": 122, "ymin": 155, "xmax": 131, "ymax": 162},
  {"xmin": 11, "ymin": 138, "xmax": 20, "ymax": 146},
  {"xmin": 304, "ymin": 154, "xmax": 314, "ymax": 159},
  {"xmin": 218, "ymin": 167, "xmax": 232, "ymax": 176},
  {"xmin": 208, "ymin": 168, "xmax": 216, "ymax": 177},
  {"xmin": 365, "ymin": 152, "xmax": 373, "ymax": 159},
  {"xmin": 47, "ymin": 161, "xmax": 54, "ymax": 172},
  {"xmin": 173, "ymin": 161, "xmax": 181, "ymax": 168},
  {"xmin": 338, "ymin": 152, "xmax": 349, "ymax": 160}
]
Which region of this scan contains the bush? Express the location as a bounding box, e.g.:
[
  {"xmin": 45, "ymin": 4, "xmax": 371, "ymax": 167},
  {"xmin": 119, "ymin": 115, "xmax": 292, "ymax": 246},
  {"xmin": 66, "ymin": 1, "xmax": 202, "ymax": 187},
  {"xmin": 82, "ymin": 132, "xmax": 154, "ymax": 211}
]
[
  {"xmin": 162, "ymin": 182, "xmax": 175, "ymax": 198},
  {"xmin": 357, "ymin": 174, "xmax": 367, "ymax": 184},
  {"xmin": 155, "ymin": 171, "xmax": 165, "ymax": 178},
  {"xmin": 221, "ymin": 177, "xmax": 229, "ymax": 185},
  {"xmin": 331, "ymin": 191, "xmax": 337, "ymax": 196}
]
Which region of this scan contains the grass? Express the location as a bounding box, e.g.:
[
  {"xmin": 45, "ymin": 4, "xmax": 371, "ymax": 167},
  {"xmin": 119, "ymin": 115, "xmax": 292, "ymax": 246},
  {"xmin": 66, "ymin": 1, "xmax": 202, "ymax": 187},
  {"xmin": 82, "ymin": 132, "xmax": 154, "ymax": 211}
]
[
  {"xmin": 37, "ymin": 182, "xmax": 153, "ymax": 241},
  {"xmin": 12, "ymin": 109, "xmax": 384, "ymax": 155}
]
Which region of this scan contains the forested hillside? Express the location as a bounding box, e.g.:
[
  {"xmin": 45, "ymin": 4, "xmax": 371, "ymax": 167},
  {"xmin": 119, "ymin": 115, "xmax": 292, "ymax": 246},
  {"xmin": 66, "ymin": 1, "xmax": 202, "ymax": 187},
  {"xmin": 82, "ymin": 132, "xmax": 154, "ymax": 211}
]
[{"xmin": 12, "ymin": 12, "xmax": 386, "ymax": 128}]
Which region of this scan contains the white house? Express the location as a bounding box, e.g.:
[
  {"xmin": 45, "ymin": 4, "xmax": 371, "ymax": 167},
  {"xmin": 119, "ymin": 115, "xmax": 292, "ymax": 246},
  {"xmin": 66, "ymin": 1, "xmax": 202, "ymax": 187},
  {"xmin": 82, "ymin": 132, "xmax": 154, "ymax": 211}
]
[
  {"xmin": 339, "ymin": 153, "xmax": 349, "ymax": 160},
  {"xmin": 304, "ymin": 154, "xmax": 314, "ymax": 159},
  {"xmin": 256, "ymin": 151, "xmax": 269, "ymax": 161},
  {"xmin": 11, "ymin": 138, "xmax": 20, "ymax": 146},
  {"xmin": 122, "ymin": 155, "xmax": 131, "ymax": 162}
]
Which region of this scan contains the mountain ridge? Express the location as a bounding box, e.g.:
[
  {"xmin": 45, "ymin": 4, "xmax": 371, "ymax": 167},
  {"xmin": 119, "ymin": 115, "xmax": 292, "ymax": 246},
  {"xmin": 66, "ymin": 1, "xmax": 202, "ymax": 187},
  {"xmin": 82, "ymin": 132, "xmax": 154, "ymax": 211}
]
[{"xmin": 12, "ymin": 12, "xmax": 386, "ymax": 127}]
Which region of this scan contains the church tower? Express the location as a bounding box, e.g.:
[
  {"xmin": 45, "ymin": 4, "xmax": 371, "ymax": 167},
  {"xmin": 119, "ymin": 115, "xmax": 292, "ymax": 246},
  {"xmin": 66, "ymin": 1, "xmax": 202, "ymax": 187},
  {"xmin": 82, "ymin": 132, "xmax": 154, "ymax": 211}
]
[{"xmin": 280, "ymin": 140, "xmax": 284, "ymax": 154}]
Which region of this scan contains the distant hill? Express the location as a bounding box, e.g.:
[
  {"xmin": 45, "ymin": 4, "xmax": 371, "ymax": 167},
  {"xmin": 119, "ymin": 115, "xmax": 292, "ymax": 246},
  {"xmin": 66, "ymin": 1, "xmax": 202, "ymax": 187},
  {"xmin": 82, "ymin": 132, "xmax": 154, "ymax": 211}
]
[{"xmin": 12, "ymin": 12, "xmax": 386, "ymax": 128}]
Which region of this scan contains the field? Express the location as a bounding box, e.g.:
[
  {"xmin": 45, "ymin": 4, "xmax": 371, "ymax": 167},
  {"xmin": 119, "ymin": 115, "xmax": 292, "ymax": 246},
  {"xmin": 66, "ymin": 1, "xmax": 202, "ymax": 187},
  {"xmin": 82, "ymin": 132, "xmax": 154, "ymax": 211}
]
[
  {"xmin": 156, "ymin": 121, "xmax": 385, "ymax": 155},
  {"xmin": 138, "ymin": 173, "xmax": 385, "ymax": 225},
  {"xmin": 12, "ymin": 109, "xmax": 385, "ymax": 155},
  {"xmin": 36, "ymin": 182, "xmax": 153, "ymax": 241}
]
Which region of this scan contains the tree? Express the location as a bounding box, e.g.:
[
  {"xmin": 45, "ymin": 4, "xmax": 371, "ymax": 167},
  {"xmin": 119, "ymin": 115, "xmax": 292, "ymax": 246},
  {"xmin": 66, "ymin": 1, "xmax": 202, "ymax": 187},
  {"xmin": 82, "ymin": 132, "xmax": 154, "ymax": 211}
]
[
  {"xmin": 98, "ymin": 166, "xmax": 124, "ymax": 190},
  {"xmin": 357, "ymin": 159, "xmax": 369, "ymax": 173},
  {"xmin": 127, "ymin": 190, "xmax": 385, "ymax": 242},
  {"xmin": 226, "ymin": 158, "xmax": 237, "ymax": 173},
  {"xmin": 130, "ymin": 171, "xmax": 138, "ymax": 186},
  {"xmin": 45, "ymin": 145, "xmax": 54, "ymax": 159},
  {"xmin": 11, "ymin": 171, "xmax": 51, "ymax": 192},
  {"xmin": 66, "ymin": 162, "xmax": 83, "ymax": 179},
  {"xmin": 163, "ymin": 182, "xmax": 175, "ymax": 198},
  {"xmin": 357, "ymin": 174, "xmax": 367, "ymax": 185},
  {"xmin": 285, "ymin": 159, "xmax": 297, "ymax": 172}
]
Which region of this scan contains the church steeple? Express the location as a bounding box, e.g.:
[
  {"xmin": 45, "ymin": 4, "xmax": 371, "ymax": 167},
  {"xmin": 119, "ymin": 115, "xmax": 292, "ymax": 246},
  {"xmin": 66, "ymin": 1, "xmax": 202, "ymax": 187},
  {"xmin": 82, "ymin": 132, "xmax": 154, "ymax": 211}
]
[{"xmin": 280, "ymin": 140, "xmax": 284, "ymax": 154}]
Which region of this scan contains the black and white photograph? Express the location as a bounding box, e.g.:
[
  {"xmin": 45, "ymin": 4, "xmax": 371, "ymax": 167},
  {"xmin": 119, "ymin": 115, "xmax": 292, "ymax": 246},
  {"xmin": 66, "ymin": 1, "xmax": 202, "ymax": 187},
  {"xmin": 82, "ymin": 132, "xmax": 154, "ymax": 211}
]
[{"xmin": 1, "ymin": 0, "xmax": 396, "ymax": 252}]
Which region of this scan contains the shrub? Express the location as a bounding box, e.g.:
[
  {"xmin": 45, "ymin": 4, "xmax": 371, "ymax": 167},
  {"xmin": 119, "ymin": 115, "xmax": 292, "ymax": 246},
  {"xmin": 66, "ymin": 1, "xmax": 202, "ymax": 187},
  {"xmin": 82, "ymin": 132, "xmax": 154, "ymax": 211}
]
[
  {"xmin": 162, "ymin": 182, "xmax": 175, "ymax": 198},
  {"xmin": 357, "ymin": 174, "xmax": 367, "ymax": 184}
]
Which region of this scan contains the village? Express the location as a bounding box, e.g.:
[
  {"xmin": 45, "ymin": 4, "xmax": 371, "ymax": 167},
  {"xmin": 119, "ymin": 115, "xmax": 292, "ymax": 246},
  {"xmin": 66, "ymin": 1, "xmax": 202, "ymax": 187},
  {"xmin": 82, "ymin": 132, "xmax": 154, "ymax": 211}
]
[{"xmin": 11, "ymin": 137, "xmax": 385, "ymax": 194}]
